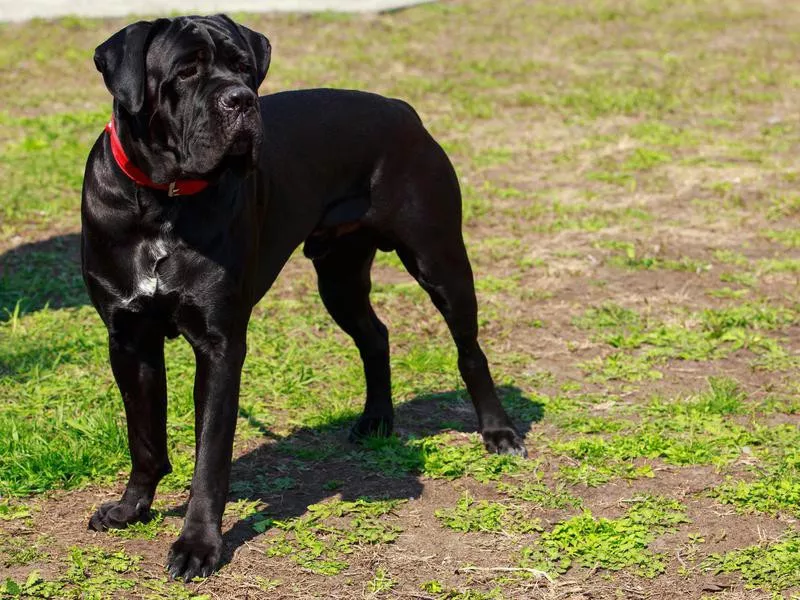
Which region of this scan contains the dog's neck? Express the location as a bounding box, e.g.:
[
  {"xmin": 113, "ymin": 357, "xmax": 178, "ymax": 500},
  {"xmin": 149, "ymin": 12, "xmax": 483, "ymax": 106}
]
[{"xmin": 107, "ymin": 113, "xmax": 209, "ymax": 197}]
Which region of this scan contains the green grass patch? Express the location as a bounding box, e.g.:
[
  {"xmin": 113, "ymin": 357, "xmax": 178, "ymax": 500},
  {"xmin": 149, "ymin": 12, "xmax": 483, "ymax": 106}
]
[
  {"xmin": 519, "ymin": 496, "xmax": 688, "ymax": 578},
  {"xmin": 354, "ymin": 433, "xmax": 534, "ymax": 482},
  {"xmin": 0, "ymin": 237, "xmax": 87, "ymax": 318},
  {"xmin": 550, "ymin": 378, "xmax": 769, "ymax": 480},
  {"xmin": 557, "ymin": 462, "xmax": 655, "ymax": 487},
  {"xmin": 1, "ymin": 546, "xmax": 143, "ymax": 599},
  {"xmin": 435, "ymin": 491, "xmax": 541, "ymax": 534},
  {"xmin": 259, "ymin": 498, "xmax": 404, "ymax": 575},
  {"xmin": 108, "ymin": 510, "xmax": 168, "ymax": 540},
  {"xmin": 575, "ymin": 302, "xmax": 795, "ymax": 372},
  {"xmin": 703, "ymin": 531, "xmax": 800, "ymax": 593},
  {"xmin": 0, "ymin": 499, "xmax": 31, "ymax": 521},
  {"xmin": 712, "ymin": 476, "xmax": 800, "ymax": 519},
  {"xmin": 497, "ymin": 480, "xmax": 582, "ymax": 510},
  {"xmin": 599, "ymin": 241, "xmax": 710, "ymax": 273},
  {"xmin": 1, "ymin": 536, "xmax": 49, "ymax": 567},
  {"xmin": 366, "ymin": 568, "xmax": 395, "ymax": 594},
  {"xmin": 0, "ymin": 110, "xmax": 106, "ymax": 233},
  {"xmin": 763, "ymin": 228, "xmax": 800, "ymax": 248},
  {"xmin": 581, "ymin": 351, "xmax": 663, "ymax": 382},
  {"xmin": 587, "ymin": 147, "xmax": 672, "ymax": 188}
]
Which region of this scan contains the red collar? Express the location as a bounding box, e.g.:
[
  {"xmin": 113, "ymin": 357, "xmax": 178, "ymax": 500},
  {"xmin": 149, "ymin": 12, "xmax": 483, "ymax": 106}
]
[{"xmin": 105, "ymin": 118, "xmax": 209, "ymax": 197}]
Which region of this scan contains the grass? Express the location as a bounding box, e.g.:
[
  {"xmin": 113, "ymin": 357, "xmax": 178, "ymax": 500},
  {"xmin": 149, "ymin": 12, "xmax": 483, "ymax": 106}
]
[
  {"xmin": 496, "ymin": 480, "xmax": 582, "ymax": 510},
  {"xmin": 435, "ymin": 491, "xmax": 542, "ymax": 534},
  {"xmin": 259, "ymin": 498, "xmax": 404, "ymax": 575},
  {"xmin": 2, "ymin": 0, "xmax": 800, "ymax": 597},
  {"xmin": 703, "ymin": 531, "xmax": 800, "ymax": 594},
  {"xmin": 353, "ymin": 433, "xmax": 534, "ymax": 481},
  {"xmin": 574, "ymin": 302, "xmax": 796, "ymax": 380},
  {"xmin": 519, "ymin": 496, "xmax": 689, "ymax": 579}
]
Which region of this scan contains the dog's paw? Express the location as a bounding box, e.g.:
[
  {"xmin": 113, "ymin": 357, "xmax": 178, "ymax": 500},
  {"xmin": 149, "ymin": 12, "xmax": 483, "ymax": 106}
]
[
  {"xmin": 348, "ymin": 413, "xmax": 394, "ymax": 443},
  {"xmin": 481, "ymin": 427, "xmax": 528, "ymax": 457},
  {"xmin": 167, "ymin": 526, "xmax": 222, "ymax": 582},
  {"xmin": 88, "ymin": 500, "xmax": 149, "ymax": 531}
]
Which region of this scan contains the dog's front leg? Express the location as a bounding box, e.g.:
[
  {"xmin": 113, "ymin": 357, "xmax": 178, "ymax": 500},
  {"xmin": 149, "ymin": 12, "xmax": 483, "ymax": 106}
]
[
  {"xmin": 89, "ymin": 323, "xmax": 171, "ymax": 531},
  {"xmin": 167, "ymin": 336, "xmax": 246, "ymax": 581}
]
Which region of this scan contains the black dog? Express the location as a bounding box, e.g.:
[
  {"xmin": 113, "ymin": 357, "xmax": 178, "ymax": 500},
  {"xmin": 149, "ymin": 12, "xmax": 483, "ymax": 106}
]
[{"xmin": 82, "ymin": 14, "xmax": 526, "ymax": 581}]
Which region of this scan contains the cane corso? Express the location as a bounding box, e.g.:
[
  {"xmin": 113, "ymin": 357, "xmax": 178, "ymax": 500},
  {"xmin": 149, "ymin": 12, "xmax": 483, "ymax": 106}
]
[{"xmin": 82, "ymin": 14, "xmax": 526, "ymax": 580}]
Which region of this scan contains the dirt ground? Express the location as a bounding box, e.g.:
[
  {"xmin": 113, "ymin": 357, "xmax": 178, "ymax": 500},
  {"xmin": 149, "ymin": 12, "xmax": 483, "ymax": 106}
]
[{"xmin": 1, "ymin": 0, "xmax": 799, "ymax": 599}]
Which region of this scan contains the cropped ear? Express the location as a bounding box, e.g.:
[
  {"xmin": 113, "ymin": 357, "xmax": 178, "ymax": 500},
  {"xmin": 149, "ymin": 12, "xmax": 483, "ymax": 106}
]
[{"xmin": 94, "ymin": 21, "xmax": 154, "ymax": 114}]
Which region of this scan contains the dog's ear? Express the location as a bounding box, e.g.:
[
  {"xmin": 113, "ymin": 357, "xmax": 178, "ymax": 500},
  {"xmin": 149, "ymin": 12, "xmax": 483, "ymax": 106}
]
[
  {"xmin": 240, "ymin": 25, "xmax": 271, "ymax": 89},
  {"xmin": 94, "ymin": 21, "xmax": 154, "ymax": 114},
  {"xmin": 214, "ymin": 15, "xmax": 271, "ymax": 89}
]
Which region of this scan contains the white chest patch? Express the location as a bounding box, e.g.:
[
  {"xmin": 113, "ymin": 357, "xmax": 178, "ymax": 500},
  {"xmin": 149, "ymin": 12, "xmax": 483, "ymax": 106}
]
[
  {"xmin": 123, "ymin": 223, "xmax": 173, "ymax": 305},
  {"xmin": 136, "ymin": 274, "xmax": 158, "ymax": 296}
]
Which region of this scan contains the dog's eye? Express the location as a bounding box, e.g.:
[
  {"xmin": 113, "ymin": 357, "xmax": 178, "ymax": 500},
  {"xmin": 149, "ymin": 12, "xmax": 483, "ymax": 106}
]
[
  {"xmin": 177, "ymin": 65, "xmax": 198, "ymax": 79},
  {"xmin": 237, "ymin": 62, "xmax": 250, "ymax": 73}
]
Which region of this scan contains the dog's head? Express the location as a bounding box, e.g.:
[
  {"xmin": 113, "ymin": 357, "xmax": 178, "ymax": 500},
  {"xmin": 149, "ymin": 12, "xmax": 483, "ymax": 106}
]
[{"xmin": 95, "ymin": 15, "xmax": 270, "ymax": 182}]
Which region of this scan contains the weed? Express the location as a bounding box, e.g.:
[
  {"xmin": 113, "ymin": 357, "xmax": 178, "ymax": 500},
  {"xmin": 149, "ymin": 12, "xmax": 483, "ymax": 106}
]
[
  {"xmin": 597, "ymin": 241, "xmax": 710, "ymax": 272},
  {"xmin": 576, "ymin": 303, "xmax": 795, "ymax": 371},
  {"xmin": 519, "ymin": 496, "xmax": 688, "ymax": 578},
  {"xmin": 707, "ymin": 287, "xmax": 749, "ymax": 299},
  {"xmin": 262, "ymin": 498, "xmax": 404, "ymax": 575},
  {"xmin": 556, "ymin": 414, "xmax": 627, "ymax": 434},
  {"xmin": 497, "ymin": 480, "xmax": 582, "ymax": 510},
  {"xmin": 0, "ymin": 500, "xmax": 31, "ymax": 521},
  {"xmin": 422, "ymin": 580, "xmax": 445, "ymax": 593},
  {"xmin": 1, "ymin": 537, "xmax": 48, "ymax": 567},
  {"xmin": 557, "ymin": 462, "xmax": 654, "ymax": 487},
  {"xmin": 0, "ymin": 546, "xmax": 142, "ymax": 598},
  {"xmin": 758, "ymin": 258, "xmax": 800, "ymax": 274},
  {"xmin": 254, "ymin": 576, "xmax": 281, "ymax": 591},
  {"xmin": 767, "ymin": 193, "xmax": 800, "ymax": 220},
  {"xmin": 713, "ymin": 476, "xmax": 800, "ymax": 518},
  {"xmin": 703, "ymin": 531, "xmax": 800, "ymax": 593},
  {"xmin": 223, "ymin": 499, "xmax": 264, "ymax": 521},
  {"xmin": 435, "ymin": 491, "xmax": 541, "ymax": 534},
  {"xmin": 366, "ymin": 568, "xmax": 395, "ymax": 594},
  {"xmin": 1, "ymin": 571, "xmax": 64, "ymax": 598},
  {"xmin": 573, "ymin": 303, "xmax": 640, "ymax": 330},
  {"xmin": 581, "ymin": 351, "xmax": 663, "ymax": 382},
  {"xmin": 763, "ymin": 229, "xmax": 800, "ymax": 248},
  {"xmin": 230, "ymin": 474, "xmax": 295, "ymax": 498},
  {"xmin": 355, "ymin": 433, "xmax": 533, "ymax": 482},
  {"xmin": 107, "ymin": 511, "xmax": 168, "ymax": 540}
]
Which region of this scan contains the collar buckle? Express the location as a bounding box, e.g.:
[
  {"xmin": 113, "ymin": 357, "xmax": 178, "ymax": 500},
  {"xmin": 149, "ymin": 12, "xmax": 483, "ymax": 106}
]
[{"xmin": 168, "ymin": 182, "xmax": 180, "ymax": 197}]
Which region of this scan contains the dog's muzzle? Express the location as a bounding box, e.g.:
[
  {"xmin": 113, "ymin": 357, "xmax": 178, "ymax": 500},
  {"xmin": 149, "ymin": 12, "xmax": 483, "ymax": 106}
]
[{"xmin": 217, "ymin": 86, "xmax": 260, "ymax": 157}]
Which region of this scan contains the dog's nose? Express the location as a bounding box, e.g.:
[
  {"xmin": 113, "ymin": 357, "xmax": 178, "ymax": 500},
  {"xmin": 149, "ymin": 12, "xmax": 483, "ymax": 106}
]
[{"xmin": 219, "ymin": 88, "xmax": 256, "ymax": 113}]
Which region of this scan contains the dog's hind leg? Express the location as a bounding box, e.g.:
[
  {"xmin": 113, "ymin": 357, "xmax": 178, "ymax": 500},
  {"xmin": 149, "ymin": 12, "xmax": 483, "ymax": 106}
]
[
  {"xmin": 379, "ymin": 144, "xmax": 527, "ymax": 456},
  {"xmin": 395, "ymin": 238, "xmax": 527, "ymax": 456},
  {"xmin": 312, "ymin": 230, "xmax": 393, "ymax": 440}
]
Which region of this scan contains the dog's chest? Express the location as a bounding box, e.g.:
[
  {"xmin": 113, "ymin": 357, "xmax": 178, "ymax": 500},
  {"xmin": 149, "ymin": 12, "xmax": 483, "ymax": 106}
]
[{"xmin": 123, "ymin": 223, "xmax": 174, "ymax": 304}]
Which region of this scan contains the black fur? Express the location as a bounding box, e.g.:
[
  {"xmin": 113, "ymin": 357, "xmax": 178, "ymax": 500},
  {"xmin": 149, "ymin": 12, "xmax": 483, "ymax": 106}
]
[{"xmin": 82, "ymin": 14, "xmax": 526, "ymax": 582}]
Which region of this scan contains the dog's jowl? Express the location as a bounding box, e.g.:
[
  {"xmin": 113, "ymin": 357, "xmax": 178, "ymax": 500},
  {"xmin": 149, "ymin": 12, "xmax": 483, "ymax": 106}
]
[{"xmin": 82, "ymin": 14, "xmax": 527, "ymax": 581}]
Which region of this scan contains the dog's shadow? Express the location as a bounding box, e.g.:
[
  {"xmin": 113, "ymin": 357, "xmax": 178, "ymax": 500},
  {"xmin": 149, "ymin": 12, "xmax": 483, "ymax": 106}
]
[
  {"xmin": 0, "ymin": 233, "xmax": 87, "ymax": 320},
  {"xmin": 167, "ymin": 386, "xmax": 544, "ymax": 567},
  {"xmin": 0, "ymin": 236, "xmax": 545, "ymax": 565}
]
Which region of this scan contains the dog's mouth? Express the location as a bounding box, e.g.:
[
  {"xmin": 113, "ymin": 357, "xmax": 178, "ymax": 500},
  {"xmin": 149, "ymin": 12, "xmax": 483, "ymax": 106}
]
[
  {"xmin": 227, "ymin": 128, "xmax": 253, "ymax": 157},
  {"xmin": 177, "ymin": 111, "xmax": 262, "ymax": 180}
]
